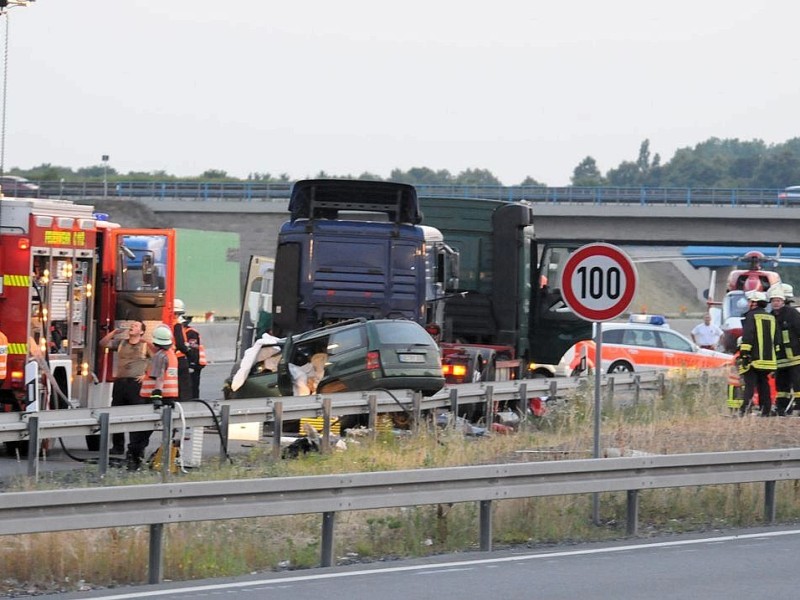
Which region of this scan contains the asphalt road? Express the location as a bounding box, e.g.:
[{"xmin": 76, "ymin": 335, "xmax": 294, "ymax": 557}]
[{"xmin": 39, "ymin": 526, "xmax": 800, "ymax": 599}]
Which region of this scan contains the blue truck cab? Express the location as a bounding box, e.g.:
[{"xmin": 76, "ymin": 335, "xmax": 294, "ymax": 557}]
[{"xmin": 271, "ymin": 179, "xmax": 456, "ymax": 337}]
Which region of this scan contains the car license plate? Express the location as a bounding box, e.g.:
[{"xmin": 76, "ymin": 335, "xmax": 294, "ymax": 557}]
[{"xmin": 398, "ymin": 353, "xmax": 425, "ymax": 363}]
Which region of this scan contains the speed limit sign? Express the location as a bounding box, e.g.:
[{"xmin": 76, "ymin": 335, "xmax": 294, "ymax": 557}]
[{"xmin": 561, "ymin": 243, "xmax": 638, "ymax": 322}]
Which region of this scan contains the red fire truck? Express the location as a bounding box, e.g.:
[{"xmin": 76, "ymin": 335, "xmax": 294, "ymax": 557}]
[{"xmin": 0, "ymin": 196, "xmax": 176, "ymax": 423}]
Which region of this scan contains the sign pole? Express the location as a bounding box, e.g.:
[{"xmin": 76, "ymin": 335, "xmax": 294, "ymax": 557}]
[
  {"xmin": 559, "ymin": 242, "xmax": 638, "ymax": 529},
  {"xmin": 592, "ymin": 321, "xmax": 602, "ymax": 525}
]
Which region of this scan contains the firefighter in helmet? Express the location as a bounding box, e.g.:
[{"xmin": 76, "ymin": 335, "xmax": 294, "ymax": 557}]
[
  {"xmin": 739, "ymin": 290, "xmax": 778, "ymax": 416},
  {"xmin": 769, "ymin": 283, "xmax": 800, "ymax": 415},
  {"xmin": 128, "ymin": 324, "xmax": 179, "ymax": 471},
  {"xmin": 171, "ymin": 299, "xmax": 192, "ymax": 401}
]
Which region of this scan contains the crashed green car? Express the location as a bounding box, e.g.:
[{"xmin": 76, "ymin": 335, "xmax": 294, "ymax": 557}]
[{"xmin": 223, "ymin": 318, "xmax": 445, "ymax": 401}]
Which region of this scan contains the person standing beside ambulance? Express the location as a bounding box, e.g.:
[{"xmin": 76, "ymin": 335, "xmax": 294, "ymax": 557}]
[
  {"xmin": 768, "ymin": 284, "xmax": 800, "ymax": 416},
  {"xmin": 739, "ymin": 290, "xmax": 778, "ymax": 416}
]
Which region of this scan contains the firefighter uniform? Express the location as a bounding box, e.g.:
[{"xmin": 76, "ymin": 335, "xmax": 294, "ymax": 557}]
[
  {"xmin": 183, "ymin": 324, "xmax": 207, "ymax": 399},
  {"xmin": 128, "ymin": 326, "xmax": 179, "ymax": 470},
  {"xmin": 0, "ymin": 329, "xmax": 8, "ymax": 382},
  {"xmin": 172, "ymin": 299, "xmax": 192, "ymax": 401},
  {"xmin": 739, "ymin": 292, "xmax": 778, "ymax": 416},
  {"xmin": 726, "ymin": 350, "xmax": 744, "ymax": 411},
  {"xmin": 770, "ymin": 285, "xmax": 800, "ymax": 415}
]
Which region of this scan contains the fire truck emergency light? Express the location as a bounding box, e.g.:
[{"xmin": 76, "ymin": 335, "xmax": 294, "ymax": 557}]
[{"xmin": 17, "ymin": 237, "xmax": 29, "ymax": 250}]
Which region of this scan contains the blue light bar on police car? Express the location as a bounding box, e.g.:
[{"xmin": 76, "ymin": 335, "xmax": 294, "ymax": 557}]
[{"xmin": 629, "ymin": 314, "xmax": 667, "ymax": 326}]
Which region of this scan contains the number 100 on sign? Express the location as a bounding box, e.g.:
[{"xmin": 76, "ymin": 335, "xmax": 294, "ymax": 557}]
[{"xmin": 562, "ymin": 243, "xmax": 637, "ymax": 322}]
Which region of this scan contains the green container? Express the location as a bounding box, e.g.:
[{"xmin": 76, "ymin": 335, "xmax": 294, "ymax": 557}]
[{"xmin": 176, "ymin": 229, "xmax": 240, "ymax": 319}]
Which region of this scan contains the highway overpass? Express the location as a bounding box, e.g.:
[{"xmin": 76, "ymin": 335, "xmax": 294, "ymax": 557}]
[{"xmin": 88, "ymin": 197, "xmax": 800, "ymax": 272}]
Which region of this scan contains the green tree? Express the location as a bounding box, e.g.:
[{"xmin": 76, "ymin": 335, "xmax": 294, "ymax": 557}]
[
  {"xmin": 453, "ymin": 168, "xmax": 501, "ymax": 186},
  {"xmin": 77, "ymin": 165, "xmax": 118, "ymax": 178},
  {"xmin": 571, "ymin": 156, "xmax": 604, "ymax": 186},
  {"xmin": 636, "ymin": 139, "xmax": 651, "ymax": 172},
  {"xmin": 605, "ymin": 161, "xmax": 640, "ymax": 186},
  {"xmin": 201, "ymin": 169, "xmax": 228, "ymax": 179},
  {"xmin": 357, "ymin": 171, "xmax": 383, "ymax": 181},
  {"xmin": 519, "ymin": 176, "xmax": 545, "ymax": 186},
  {"xmin": 389, "ymin": 167, "xmax": 454, "ymax": 185}
]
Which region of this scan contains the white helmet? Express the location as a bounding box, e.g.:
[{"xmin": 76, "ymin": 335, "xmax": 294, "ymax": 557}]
[
  {"xmin": 747, "ymin": 290, "xmax": 768, "ymax": 304},
  {"xmin": 783, "ymin": 284, "xmax": 794, "ymax": 301},
  {"xmin": 173, "ymin": 298, "xmax": 185, "ymax": 314},
  {"xmin": 152, "ymin": 324, "xmax": 173, "ymax": 346},
  {"xmin": 767, "ymin": 285, "xmax": 785, "ymax": 301}
]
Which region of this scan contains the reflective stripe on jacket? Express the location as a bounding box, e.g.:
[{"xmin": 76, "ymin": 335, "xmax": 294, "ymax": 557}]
[
  {"xmin": 140, "ymin": 349, "xmax": 179, "ymax": 398},
  {"xmin": 184, "ymin": 326, "xmax": 207, "ymax": 366},
  {"xmin": 775, "ymin": 305, "xmax": 800, "ymax": 369},
  {"xmin": 0, "ymin": 331, "xmax": 7, "ymax": 380},
  {"xmin": 740, "ymin": 308, "xmax": 777, "ymax": 371}
]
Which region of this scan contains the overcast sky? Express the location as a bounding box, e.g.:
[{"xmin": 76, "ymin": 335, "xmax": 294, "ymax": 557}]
[{"xmin": 6, "ymin": 1, "xmax": 798, "ymax": 185}]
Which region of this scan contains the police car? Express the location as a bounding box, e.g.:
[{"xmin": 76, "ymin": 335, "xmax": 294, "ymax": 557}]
[{"xmin": 561, "ymin": 315, "xmax": 733, "ymax": 375}]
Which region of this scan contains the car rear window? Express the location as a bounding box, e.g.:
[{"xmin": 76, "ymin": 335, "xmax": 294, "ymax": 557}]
[{"xmin": 373, "ymin": 321, "xmax": 434, "ymax": 345}]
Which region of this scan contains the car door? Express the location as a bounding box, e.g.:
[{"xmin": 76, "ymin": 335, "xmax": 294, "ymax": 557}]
[{"xmin": 655, "ymin": 330, "xmax": 696, "ymax": 368}]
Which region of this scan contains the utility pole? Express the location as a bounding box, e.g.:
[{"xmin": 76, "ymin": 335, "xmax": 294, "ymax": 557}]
[
  {"xmin": 0, "ymin": 1, "xmax": 36, "ymax": 177},
  {"xmin": 102, "ymin": 155, "xmax": 109, "ymax": 197}
]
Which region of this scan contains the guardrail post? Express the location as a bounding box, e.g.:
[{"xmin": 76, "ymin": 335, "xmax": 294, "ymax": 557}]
[
  {"xmin": 449, "ymin": 388, "xmax": 459, "ymax": 427},
  {"xmin": 484, "ymin": 386, "xmax": 494, "ymax": 429},
  {"xmin": 764, "ymin": 481, "xmax": 777, "ymax": 523},
  {"xmin": 633, "ymin": 375, "xmax": 641, "ymax": 406},
  {"xmin": 322, "ymin": 398, "xmax": 332, "ymax": 454},
  {"xmin": 411, "ymin": 391, "xmax": 422, "ymax": 433},
  {"xmin": 160, "ymin": 407, "xmax": 172, "ymax": 482},
  {"xmin": 98, "ymin": 412, "xmax": 110, "ymax": 476},
  {"xmin": 272, "ymin": 402, "xmax": 283, "ymax": 461},
  {"xmin": 321, "ymin": 511, "xmax": 336, "ymax": 567},
  {"xmin": 626, "ymin": 490, "xmax": 639, "ymax": 536},
  {"xmin": 26, "ymin": 415, "xmax": 39, "ymax": 479},
  {"xmin": 148, "ymin": 523, "xmax": 164, "ymax": 584},
  {"xmin": 518, "ymin": 383, "xmax": 528, "ymax": 428},
  {"xmin": 548, "ymin": 379, "xmax": 557, "ymax": 399},
  {"xmin": 479, "ymin": 500, "xmax": 492, "ymax": 551},
  {"xmin": 219, "ymin": 404, "xmax": 230, "ymax": 463},
  {"xmin": 658, "ymin": 372, "xmax": 666, "ymax": 399},
  {"xmin": 367, "ymin": 395, "xmax": 378, "ymax": 440},
  {"xmin": 606, "ymin": 376, "xmax": 614, "ymax": 402}
]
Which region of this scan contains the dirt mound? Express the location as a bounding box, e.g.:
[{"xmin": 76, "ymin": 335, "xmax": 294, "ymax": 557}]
[{"xmin": 631, "ymin": 262, "xmax": 706, "ymax": 316}]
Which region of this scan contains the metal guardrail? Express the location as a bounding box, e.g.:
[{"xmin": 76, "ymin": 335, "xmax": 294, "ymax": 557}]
[
  {"xmin": 0, "ymin": 372, "xmax": 668, "ymax": 445},
  {"xmin": 23, "ymin": 181, "xmax": 791, "ymax": 207},
  {"xmin": 0, "ymin": 445, "xmax": 796, "ymax": 584}
]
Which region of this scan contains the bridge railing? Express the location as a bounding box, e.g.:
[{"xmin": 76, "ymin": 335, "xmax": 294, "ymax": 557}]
[{"xmin": 23, "ymin": 181, "xmax": 790, "ymax": 206}]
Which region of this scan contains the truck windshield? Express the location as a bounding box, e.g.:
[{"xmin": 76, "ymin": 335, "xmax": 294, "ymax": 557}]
[{"xmin": 117, "ymin": 234, "xmax": 169, "ymax": 291}]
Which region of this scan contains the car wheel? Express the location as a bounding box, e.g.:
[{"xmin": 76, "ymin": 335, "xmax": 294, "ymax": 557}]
[{"xmin": 607, "ymin": 361, "xmax": 633, "ymax": 374}]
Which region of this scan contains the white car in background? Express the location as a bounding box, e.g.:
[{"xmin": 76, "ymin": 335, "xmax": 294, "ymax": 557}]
[{"xmin": 778, "ymin": 186, "xmax": 800, "ymax": 202}]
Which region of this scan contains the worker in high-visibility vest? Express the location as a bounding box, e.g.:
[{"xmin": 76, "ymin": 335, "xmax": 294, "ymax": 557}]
[
  {"xmin": 739, "ymin": 290, "xmax": 778, "ymax": 416},
  {"xmin": 769, "ymin": 284, "xmax": 800, "ymax": 415},
  {"xmin": 0, "ymin": 327, "xmax": 8, "ymax": 383},
  {"xmin": 727, "ymin": 342, "xmax": 744, "ymax": 412}
]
